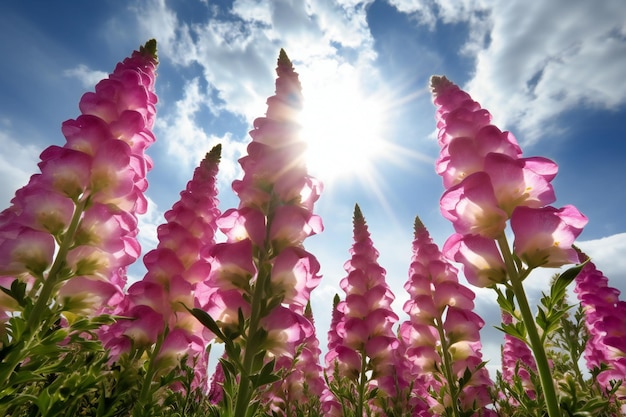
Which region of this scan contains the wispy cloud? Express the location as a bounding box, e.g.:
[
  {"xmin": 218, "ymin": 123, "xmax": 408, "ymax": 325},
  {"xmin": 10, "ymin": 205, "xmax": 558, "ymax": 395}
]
[
  {"xmin": 63, "ymin": 64, "xmax": 109, "ymax": 89},
  {"xmin": 132, "ymin": 0, "xmax": 382, "ymax": 123},
  {"xmin": 0, "ymin": 125, "xmax": 41, "ymax": 209},
  {"xmin": 388, "ymin": 0, "xmax": 626, "ymax": 145},
  {"xmin": 153, "ymin": 78, "xmax": 247, "ymax": 184}
]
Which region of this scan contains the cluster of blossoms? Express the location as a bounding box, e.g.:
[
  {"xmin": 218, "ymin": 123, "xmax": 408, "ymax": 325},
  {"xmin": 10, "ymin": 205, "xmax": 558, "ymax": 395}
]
[
  {"xmin": 499, "ymin": 311, "xmax": 537, "ymax": 399},
  {"xmin": 0, "ymin": 40, "xmax": 158, "ymax": 340},
  {"xmin": 197, "ymin": 49, "xmax": 326, "ymax": 414},
  {"xmin": 2, "ymin": 40, "xmax": 626, "ymax": 417},
  {"xmin": 429, "ymin": 76, "xmax": 590, "ymax": 417},
  {"xmin": 400, "ymin": 217, "xmax": 494, "ymax": 416},
  {"xmin": 323, "ymin": 205, "xmax": 409, "ymax": 416},
  {"xmin": 430, "ymin": 76, "xmax": 587, "ymax": 281},
  {"xmin": 574, "ymin": 251, "xmax": 626, "ymax": 403},
  {"xmin": 103, "ymin": 145, "xmax": 222, "ymax": 392}
]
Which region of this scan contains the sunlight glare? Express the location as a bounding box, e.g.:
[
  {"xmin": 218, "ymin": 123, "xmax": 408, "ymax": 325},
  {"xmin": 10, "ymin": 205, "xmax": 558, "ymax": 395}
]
[{"xmin": 300, "ymin": 80, "xmax": 389, "ymax": 183}]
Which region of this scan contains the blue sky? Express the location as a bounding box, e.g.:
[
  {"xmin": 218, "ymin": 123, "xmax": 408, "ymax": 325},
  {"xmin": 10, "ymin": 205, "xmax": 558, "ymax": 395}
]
[{"xmin": 1, "ymin": 0, "xmax": 626, "ymax": 377}]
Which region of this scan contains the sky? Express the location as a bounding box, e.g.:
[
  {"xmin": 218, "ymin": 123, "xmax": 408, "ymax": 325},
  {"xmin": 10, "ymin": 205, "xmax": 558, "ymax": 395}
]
[{"xmin": 1, "ymin": 0, "xmax": 626, "ymax": 379}]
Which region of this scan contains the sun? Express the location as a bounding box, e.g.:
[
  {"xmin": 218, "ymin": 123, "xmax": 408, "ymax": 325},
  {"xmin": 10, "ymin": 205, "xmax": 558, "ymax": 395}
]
[{"xmin": 299, "ymin": 78, "xmax": 390, "ymax": 184}]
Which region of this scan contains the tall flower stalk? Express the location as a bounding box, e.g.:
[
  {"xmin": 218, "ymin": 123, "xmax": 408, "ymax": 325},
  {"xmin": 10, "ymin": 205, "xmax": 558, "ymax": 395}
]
[
  {"xmin": 102, "ymin": 145, "xmax": 222, "ymax": 413},
  {"xmin": 324, "ymin": 205, "xmax": 402, "ymax": 417},
  {"xmin": 431, "ymin": 75, "xmax": 587, "ymax": 417},
  {"xmin": 400, "ymin": 216, "xmax": 493, "ymax": 416},
  {"xmin": 574, "ymin": 251, "xmax": 626, "ymax": 408},
  {"xmin": 191, "ymin": 49, "xmax": 323, "ymax": 417},
  {"xmin": 0, "ymin": 40, "xmax": 158, "ymax": 395}
]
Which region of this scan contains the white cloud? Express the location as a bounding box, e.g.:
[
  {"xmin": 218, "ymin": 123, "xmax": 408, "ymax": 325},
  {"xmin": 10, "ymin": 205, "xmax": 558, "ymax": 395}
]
[
  {"xmin": 0, "ymin": 125, "xmax": 41, "ymax": 209},
  {"xmin": 465, "ymin": 1, "xmax": 626, "ymax": 143},
  {"xmin": 154, "ymin": 78, "xmax": 247, "ymax": 184},
  {"xmin": 389, "ymin": 0, "xmax": 626, "ymax": 145},
  {"xmin": 136, "ymin": 195, "xmax": 162, "ymax": 254},
  {"xmin": 63, "ymin": 64, "xmax": 109, "ymax": 89},
  {"xmin": 132, "ymin": 0, "xmax": 381, "ymax": 124}
]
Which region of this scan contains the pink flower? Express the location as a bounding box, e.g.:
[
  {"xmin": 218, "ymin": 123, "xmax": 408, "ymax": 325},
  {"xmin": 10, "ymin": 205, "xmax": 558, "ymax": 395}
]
[
  {"xmin": 440, "ymin": 172, "xmax": 508, "ymax": 238},
  {"xmin": 261, "ymin": 306, "xmax": 314, "ymax": 358},
  {"xmin": 574, "ymin": 253, "xmax": 626, "ymax": 397},
  {"xmin": 199, "ymin": 52, "xmax": 325, "ymax": 411},
  {"xmin": 217, "ymin": 207, "xmax": 266, "ymax": 246},
  {"xmin": 501, "ymin": 311, "xmax": 537, "ymax": 398},
  {"xmin": 401, "ymin": 217, "xmax": 493, "ymax": 415},
  {"xmin": 0, "ymin": 226, "xmax": 55, "ymax": 276},
  {"xmin": 9, "ymin": 185, "xmax": 75, "ymax": 235},
  {"xmin": 207, "ymin": 240, "xmax": 257, "ymax": 291},
  {"xmin": 324, "ymin": 205, "xmax": 406, "ymax": 413},
  {"xmin": 443, "ymin": 233, "xmax": 507, "ymax": 287},
  {"xmin": 104, "ymin": 146, "xmax": 222, "ymax": 393},
  {"xmin": 511, "ymin": 205, "xmax": 587, "ymax": 268},
  {"xmin": 120, "ymin": 305, "xmax": 164, "ymax": 347},
  {"xmin": 0, "ymin": 41, "xmax": 159, "ymax": 334},
  {"xmin": 270, "ymin": 247, "xmax": 321, "ymax": 312},
  {"xmin": 483, "ymin": 153, "xmax": 557, "ymax": 215},
  {"xmin": 198, "ymin": 286, "xmax": 251, "ymax": 338},
  {"xmin": 57, "ymin": 276, "xmax": 121, "ymax": 315},
  {"xmin": 437, "ymin": 125, "xmax": 522, "ymax": 188}
]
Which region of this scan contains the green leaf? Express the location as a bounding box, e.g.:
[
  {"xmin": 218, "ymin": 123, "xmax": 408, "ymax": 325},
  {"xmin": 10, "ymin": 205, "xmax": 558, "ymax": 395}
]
[
  {"xmin": 186, "ymin": 307, "xmax": 227, "ymax": 341},
  {"xmin": 552, "ymin": 262, "xmax": 586, "ymax": 299}
]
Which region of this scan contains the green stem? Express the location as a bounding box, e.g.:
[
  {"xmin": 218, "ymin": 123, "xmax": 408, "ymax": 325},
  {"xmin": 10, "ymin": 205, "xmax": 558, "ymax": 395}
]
[
  {"xmin": 0, "ymin": 197, "xmax": 87, "ymax": 390},
  {"xmin": 135, "ymin": 330, "xmax": 166, "ymax": 416},
  {"xmin": 355, "ymin": 349, "xmax": 368, "ymax": 417},
  {"xmin": 497, "ymin": 235, "xmax": 561, "ymax": 417},
  {"xmin": 233, "ymin": 267, "xmax": 267, "ymax": 417},
  {"xmin": 27, "ymin": 197, "xmax": 87, "ymax": 331},
  {"xmin": 436, "ymin": 315, "xmax": 461, "ymax": 417}
]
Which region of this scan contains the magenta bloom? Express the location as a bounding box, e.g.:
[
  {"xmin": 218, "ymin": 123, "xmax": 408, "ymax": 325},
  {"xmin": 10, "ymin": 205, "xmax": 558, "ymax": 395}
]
[
  {"xmin": 500, "ymin": 311, "xmax": 537, "ymax": 399},
  {"xmin": 104, "ymin": 145, "xmax": 222, "ymax": 393},
  {"xmin": 440, "ymin": 171, "xmax": 508, "ymax": 239},
  {"xmin": 197, "ymin": 50, "xmax": 324, "ymax": 415},
  {"xmin": 574, "ymin": 252, "xmax": 626, "ymax": 401},
  {"xmin": 400, "ymin": 217, "xmax": 494, "ymax": 416},
  {"xmin": 0, "ymin": 41, "xmax": 158, "ymax": 324},
  {"xmin": 511, "ymin": 205, "xmax": 587, "ymax": 268},
  {"xmin": 209, "ymin": 49, "xmax": 323, "ymax": 320},
  {"xmin": 443, "ymin": 233, "xmax": 506, "ymax": 287},
  {"xmin": 324, "ymin": 205, "xmax": 412, "ymax": 414},
  {"xmin": 263, "ymin": 305, "xmax": 326, "ymax": 415},
  {"xmin": 431, "ymin": 75, "xmax": 586, "ymax": 275}
]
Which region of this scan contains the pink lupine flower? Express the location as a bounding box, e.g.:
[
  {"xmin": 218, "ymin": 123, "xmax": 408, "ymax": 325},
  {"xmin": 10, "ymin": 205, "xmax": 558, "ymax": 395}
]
[
  {"xmin": 400, "ymin": 216, "xmax": 494, "ymax": 416},
  {"xmin": 574, "ymin": 252, "xmax": 626, "ymax": 401},
  {"xmin": 263, "ymin": 304, "xmax": 326, "ymax": 416},
  {"xmin": 0, "ymin": 40, "xmax": 158, "ymax": 329},
  {"xmin": 440, "ymin": 171, "xmax": 508, "ymax": 239},
  {"xmin": 324, "ymin": 205, "xmax": 407, "ymax": 414},
  {"xmin": 430, "ymin": 75, "xmax": 586, "ymax": 261},
  {"xmin": 443, "ymin": 233, "xmax": 507, "ymax": 287},
  {"xmin": 500, "ymin": 311, "xmax": 537, "ymax": 399},
  {"xmin": 511, "ymin": 205, "xmax": 587, "ymax": 268}
]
